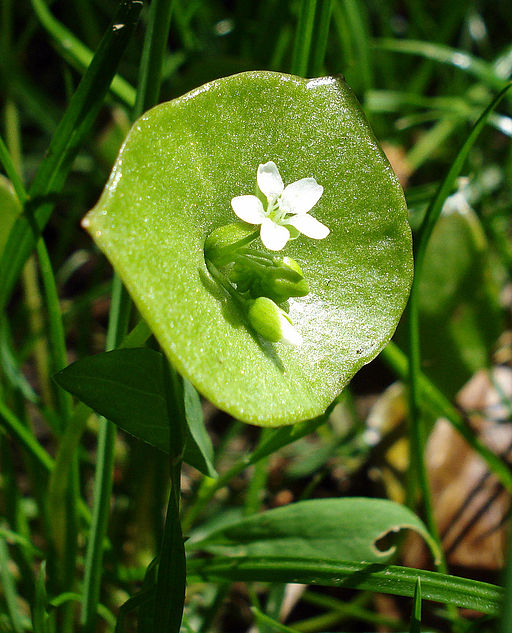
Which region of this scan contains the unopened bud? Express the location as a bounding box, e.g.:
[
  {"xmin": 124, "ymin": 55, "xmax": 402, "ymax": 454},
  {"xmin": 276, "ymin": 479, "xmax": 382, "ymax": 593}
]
[
  {"xmin": 232, "ymin": 255, "xmax": 308, "ymax": 303},
  {"xmin": 204, "ymin": 222, "xmax": 257, "ymax": 265},
  {"xmin": 248, "ymin": 297, "xmax": 303, "ymax": 346}
]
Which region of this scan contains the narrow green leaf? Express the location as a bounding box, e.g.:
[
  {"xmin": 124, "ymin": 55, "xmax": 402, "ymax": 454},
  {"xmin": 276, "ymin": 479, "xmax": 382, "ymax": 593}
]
[
  {"xmin": 291, "ymin": 0, "xmax": 318, "ymax": 76},
  {"xmin": 374, "ymin": 38, "xmax": 507, "ymax": 91},
  {"xmin": 248, "ymin": 404, "xmax": 335, "ymax": 465},
  {"xmin": 0, "ymin": 537, "xmax": 24, "ymax": 633},
  {"xmin": 153, "ymin": 491, "xmax": 186, "ymax": 632},
  {"xmin": 0, "ymin": 0, "xmax": 143, "ymax": 312},
  {"xmin": 54, "ymin": 348, "xmax": 217, "ymax": 477},
  {"xmin": 133, "ymin": 0, "xmax": 175, "ymax": 118},
  {"xmin": 251, "ymin": 607, "xmax": 301, "ymax": 633},
  {"xmin": 309, "ymin": 0, "xmax": 333, "ymax": 76},
  {"xmin": 190, "ymin": 498, "xmax": 440, "ymax": 565},
  {"xmin": 188, "ymin": 557, "xmax": 502, "ymax": 615},
  {"xmin": 499, "ymin": 523, "xmax": 512, "ymax": 631},
  {"xmin": 32, "ymin": 563, "xmax": 49, "ymax": 633},
  {"xmin": 0, "ymin": 397, "xmax": 54, "ymax": 472},
  {"xmin": 0, "ymin": 143, "xmax": 26, "ymax": 205},
  {"xmin": 410, "ymin": 577, "xmax": 421, "ymax": 633},
  {"xmin": 0, "ymin": 175, "xmax": 21, "ymax": 256},
  {"xmin": 30, "ymin": 0, "xmax": 136, "ymax": 107}
]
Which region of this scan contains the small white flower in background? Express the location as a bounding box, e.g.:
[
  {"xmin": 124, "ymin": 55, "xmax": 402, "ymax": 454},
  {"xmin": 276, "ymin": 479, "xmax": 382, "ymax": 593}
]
[{"xmin": 231, "ymin": 161, "xmax": 330, "ymax": 251}]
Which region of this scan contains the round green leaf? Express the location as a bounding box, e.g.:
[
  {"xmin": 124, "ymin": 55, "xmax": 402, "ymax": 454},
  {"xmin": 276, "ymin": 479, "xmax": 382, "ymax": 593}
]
[{"xmin": 84, "ymin": 71, "xmax": 412, "ymax": 426}]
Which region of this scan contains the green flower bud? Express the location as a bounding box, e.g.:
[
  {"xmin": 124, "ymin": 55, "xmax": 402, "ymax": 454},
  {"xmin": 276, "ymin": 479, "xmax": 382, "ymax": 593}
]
[
  {"xmin": 248, "ymin": 297, "xmax": 302, "ymax": 346},
  {"xmin": 232, "ymin": 254, "xmax": 309, "ymax": 303},
  {"xmin": 204, "ymin": 222, "xmax": 258, "ymax": 265}
]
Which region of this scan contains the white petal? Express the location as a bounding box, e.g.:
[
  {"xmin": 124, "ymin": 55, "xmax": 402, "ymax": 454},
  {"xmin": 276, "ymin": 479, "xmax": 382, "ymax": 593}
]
[
  {"xmin": 281, "ymin": 178, "xmax": 323, "ymax": 214},
  {"xmin": 260, "ymin": 218, "xmax": 290, "ymax": 251},
  {"xmin": 286, "ymin": 213, "xmax": 330, "ymax": 239},
  {"xmin": 279, "ymin": 314, "xmax": 303, "ymax": 346},
  {"xmin": 231, "ymin": 195, "xmax": 265, "ymax": 224},
  {"xmin": 257, "ymin": 161, "xmax": 284, "ymax": 199}
]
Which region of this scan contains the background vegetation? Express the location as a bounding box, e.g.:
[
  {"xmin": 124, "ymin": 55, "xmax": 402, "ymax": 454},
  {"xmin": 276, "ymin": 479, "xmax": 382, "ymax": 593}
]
[{"xmin": 1, "ymin": 0, "xmax": 512, "ymax": 631}]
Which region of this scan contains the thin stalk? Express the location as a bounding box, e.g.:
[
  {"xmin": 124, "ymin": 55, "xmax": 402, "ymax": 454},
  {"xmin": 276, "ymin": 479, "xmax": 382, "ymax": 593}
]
[
  {"xmin": 0, "ymin": 397, "xmax": 54, "ymax": 471},
  {"xmin": 291, "ymin": 0, "xmax": 318, "ymax": 76},
  {"xmin": 30, "ymin": 0, "xmax": 135, "ymax": 107},
  {"xmin": 244, "ymin": 429, "xmax": 272, "ymax": 516},
  {"xmin": 133, "ymin": 0, "xmax": 175, "ymax": 119},
  {"xmin": 21, "ymin": 257, "xmax": 53, "ymax": 407},
  {"xmin": 4, "ymin": 100, "xmax": 53, "ymax": 409},
  {"xmin": 80, "ymin": 276, "xmax": 130, "ymax": 633},
  {"xmin": 0, "ymin": 134, "xmax": 26, "ymax": 202},
  {"xmin": 309, "ymin": 0, "xmax": 332, "ymax": 76},
  {"xmin": 153, "ymin": 362, "xmax": 186, "ymax": 631},
  {"xmin": 0, "ymin": 538, "xmax": 25, "ymax": 633},
  {"xmin": 36, "ymin": 239, "xmax": 78, "ymax": 633}
]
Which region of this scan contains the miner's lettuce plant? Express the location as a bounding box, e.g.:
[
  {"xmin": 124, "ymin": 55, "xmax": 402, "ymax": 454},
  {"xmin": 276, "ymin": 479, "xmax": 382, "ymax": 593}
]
[
  {"xmin": 80, "ymin": 71, "xmax": 413, "ymax": 426},
  {"xmin": 1, "ymin": 2, "xmax": 512, "ymax": 633}
]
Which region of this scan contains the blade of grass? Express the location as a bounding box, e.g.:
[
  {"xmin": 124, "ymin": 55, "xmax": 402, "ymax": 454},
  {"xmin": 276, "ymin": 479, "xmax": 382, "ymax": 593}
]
[
  {"xmin": 251, "ymin": 607, "xmax": 302, "ymax": 633},
  {"xmin": 309, "ymin": 0, "xmax": 332, "ymax": 77},
  {"xmin": 340, "ymin": 0, "xmax": 373, "ymax": 92},
  {"xmin": 80, "ymin": 277, "xmax": 131, "ymax": 633},
  {"xmin": 0, "ymin": 397, "xmax": 54, "ymax": 472},
  {"xmin": 0, "ymin": 538, "xmax": 25, "ymax": 633},
  {"xmin": 410, "ymin": 578, "xmax": 421, "ymax": 633},
  {"xmin": 301, "ymin": 590, "xmax": 404, "ymax": 630},
  {"xmin": 133, "ymin": 0, "xmax": 175, "ymax": 119},
  {"xmin": 31, "ymin": 0, "xmax": 136, "ymax": 107},
  {"xmin": 152, "ymin": 362, "xmax": 186, "ymax": 632},
  {"xmin": 374, "ymin": 38, "xmax": 507, "ymax": 91},
  {"xmin": 499, "ymin": 526, "xmax": 512, "ymax": 631},
  {"xmin": 188, "ymin": 557, "xmax": 502, "ymax": 615},
  {"xmin": 0, "ymin": 135, "xmax": 26, "ymax": 203},
  {"xmin": 291, "ymin": 0, "xmax": 318, "ymax": 76},
  {"xmin": 32, "ymin": 563, "xmax": 50, "ymax": 633},
  {"xmin": 0, "ymin": 0, "xmax": 143, "ymax": 313}
]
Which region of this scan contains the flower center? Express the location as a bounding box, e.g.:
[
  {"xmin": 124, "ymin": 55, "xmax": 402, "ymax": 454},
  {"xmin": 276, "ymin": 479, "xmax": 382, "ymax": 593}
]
[{"xmin": 266, "ymin": 196, "xmax": 287, "ymax": 224}]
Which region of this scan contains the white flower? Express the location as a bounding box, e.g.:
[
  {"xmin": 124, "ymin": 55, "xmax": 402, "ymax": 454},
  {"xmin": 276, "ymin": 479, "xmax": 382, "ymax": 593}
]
[{"xmin": 231, "ymin": 161, "xmax": 330, "ymax": 251}]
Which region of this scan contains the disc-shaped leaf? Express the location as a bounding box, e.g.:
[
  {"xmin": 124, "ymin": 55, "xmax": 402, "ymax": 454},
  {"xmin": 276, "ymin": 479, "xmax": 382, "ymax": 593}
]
[{"xmin": 84, "ymin": 71, "xmax": 412, "ymax": 426}]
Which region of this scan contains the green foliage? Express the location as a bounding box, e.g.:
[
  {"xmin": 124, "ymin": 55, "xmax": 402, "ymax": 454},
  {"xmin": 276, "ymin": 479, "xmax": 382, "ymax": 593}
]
[{"xmin": 1, "ymin": 1, "xmax": 512, "ymax": 632}]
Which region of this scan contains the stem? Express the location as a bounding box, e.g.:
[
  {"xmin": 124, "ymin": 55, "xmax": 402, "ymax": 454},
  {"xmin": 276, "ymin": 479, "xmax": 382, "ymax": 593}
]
[
  {"xmin": 80, "ymin": 276, "xmax": 130, "ymax": 633},
  {"xmin": 153, "ymin": 362, "xmax": 186, "ymax": 630},
  {"xmin": 291, "ymin": 0, "xmax": 318, "ymax": 76}
]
